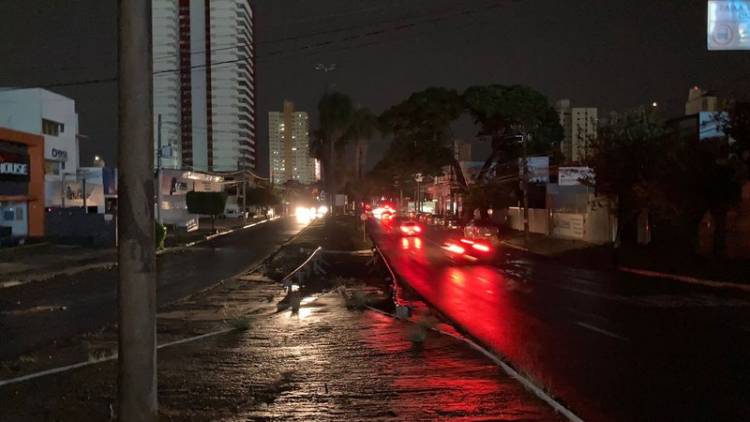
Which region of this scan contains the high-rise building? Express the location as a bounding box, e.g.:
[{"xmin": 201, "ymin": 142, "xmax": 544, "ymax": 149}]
[
  {"xmin": 152, "ymin": 0, "xmax": 256, "ymax": 172},
  {"xmin": 555, "ymin": 99, "xmax": 597, "ymax": 163},
  {"xmin": 269, "ymin": 101, "xmax": 314, "ymax": 184}
]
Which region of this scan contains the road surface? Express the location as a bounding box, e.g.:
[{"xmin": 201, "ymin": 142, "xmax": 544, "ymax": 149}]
[
  {"xmin": 372, "ymin": 221, "xmax": 750, "ymax": 421},
  {"xmin": 0, "ymin": 217, "xmax": 306, "ymax": 360}
]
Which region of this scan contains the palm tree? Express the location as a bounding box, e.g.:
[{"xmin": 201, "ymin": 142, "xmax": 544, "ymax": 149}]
[
  {"xmin": 316, "ymin": 92, "xmax": 354, "ymax": 208},
  {"xmin": 344, "ymin": 107, "xmax": 379, "ymax": 180}
]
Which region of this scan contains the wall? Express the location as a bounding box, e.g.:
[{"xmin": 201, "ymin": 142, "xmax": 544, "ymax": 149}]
[
  {"xmin": 507, "ymin": 207, "xmax": 549, "ymax": 234},
  {"xmin": 45, "ymin": 207, "xmax": 115, "ymax": 246}
]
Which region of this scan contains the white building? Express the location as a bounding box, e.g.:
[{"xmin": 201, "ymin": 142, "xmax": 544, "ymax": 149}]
[
  {"xmin": 0, "ymin": 88, "xmax": 80, "ymax": 207},
  {"xmin": 152, "ymin": 0, "xmax": 256, "ymax": 172},
  {"xmin": 269, "ymin": 101, "xmax": 314, "ymax": 184},
  {"xmin": 556, "ymin": 99, "xmax": 597, "ymax": 163}
]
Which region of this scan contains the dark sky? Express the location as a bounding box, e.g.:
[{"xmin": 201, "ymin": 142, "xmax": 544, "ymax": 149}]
[{"xmin": 0, "ymin": 0, "xmax": 747, "ymax": 176}]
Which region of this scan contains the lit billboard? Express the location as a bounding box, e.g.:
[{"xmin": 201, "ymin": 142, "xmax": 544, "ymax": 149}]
[{"xmin": 708, "ymin": 1, "xmax": 750, "ymax": 50}]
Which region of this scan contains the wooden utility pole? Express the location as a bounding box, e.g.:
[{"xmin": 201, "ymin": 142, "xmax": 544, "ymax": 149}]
[{"xmin": 117, "ymin": 0, "xmax": 157, "ymax": 420}]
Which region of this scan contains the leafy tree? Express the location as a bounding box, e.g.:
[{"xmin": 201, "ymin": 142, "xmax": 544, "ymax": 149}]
[
  {"xmin": 376, "ymin": 87, "xmax": 463, "ymax": 187},
  {"xmin": 464, "ymin": 84, "xmax": 563, "ymax": 182},
  {"xmin": 586, "ymin": 108, "xmax": 666, "ymax": 245},
  {"xmin": 186, "ymin": 191, "xmax": 228, "ymax": 233}
]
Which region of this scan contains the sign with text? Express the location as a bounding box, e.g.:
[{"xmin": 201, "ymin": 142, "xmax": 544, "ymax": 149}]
[
  {"xmin": 558, "ymin": 166, "xmax": 595, "ymax": 186},
  {"xmin": 0, "ymin": 151, "xmax": 30, "ymax": 182},
  {"xmin": 708, "ymin": 1, "xmax": 750, "ymax": 50},
  {"xmin": 552, "ymin": 213, "xmax": 584, "ymax": 239}
]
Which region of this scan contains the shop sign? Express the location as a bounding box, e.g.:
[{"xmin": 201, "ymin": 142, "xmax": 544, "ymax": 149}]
[
  {"xmin": 0, "ymin": 151, "xmax": 30, "ymax": 181},
  {"xmin": 51, "ymin": 148, "xmax": 68, "ymax": 161}
]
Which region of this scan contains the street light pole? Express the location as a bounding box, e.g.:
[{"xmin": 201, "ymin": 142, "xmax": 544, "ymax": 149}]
[
  {"xmin": 117, "ymin": 0, "xmax": 157, "ymax": 420},
  {"xmin": 156, "ymin": 114, "xmax": 163, "ymax": 225},
  {"xmin": 522, "ymin": 132, "xmax": 530, "ymax": 245}
]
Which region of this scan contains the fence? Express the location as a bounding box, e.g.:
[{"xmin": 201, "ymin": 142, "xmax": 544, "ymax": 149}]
[{"xmin": 507, "ymin": 206, "xmax": 615, "ymax": 244}]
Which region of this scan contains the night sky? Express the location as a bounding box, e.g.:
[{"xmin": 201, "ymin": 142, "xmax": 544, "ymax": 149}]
[{"xmin": 0, "ymin": 0, "xmax": 747, "ymax": 177}]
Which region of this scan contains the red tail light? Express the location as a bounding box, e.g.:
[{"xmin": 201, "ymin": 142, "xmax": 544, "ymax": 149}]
[
  {"xmin": 444, "ymin": 243, "xmax": 466, "ymax": 254},
  {"xmin": 472, "ymin": 243, "xmax": 491, "ymax": 253},
  {"xmin": 460, "ymin": 238, "xmax": 474, "ymax": 245}
]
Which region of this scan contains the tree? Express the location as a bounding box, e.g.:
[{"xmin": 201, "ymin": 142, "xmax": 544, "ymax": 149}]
[
  {"xmin": 586, "ymin": 108, "xmax": 666, "ymax": 246},
  {"xmin": 344, "ymin": 107, "xmax": 379, "ymax": 180},
  {"xmin": 186, "ymin": 191, "xmax": 228, "ymax": 233},
  {"xmin": 315, "ymin": 92, "xmax": 355, "ymax": 208},
  {"xmin": 464, "ymin": 84, "xmax": 563, "ymax": 182},
  {"xmin": 376, "ymin": 87, "xmax": 463, "ymax": 186}
]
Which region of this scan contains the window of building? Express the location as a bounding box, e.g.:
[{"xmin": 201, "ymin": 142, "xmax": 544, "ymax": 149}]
[
  {"xmin": 44, "ymin": 160, "xmax": 61, "ymax": 176},
  {"xmin": 15, "ymin": 207, "xmax": 23, "ymax": 220},
  {"xmin": 3, "ymin": 210, "xmax": 13, "ymax": 221},
  {"xmin": 42, "ymin": 119, "xmax": 64, "ymax": 136}
]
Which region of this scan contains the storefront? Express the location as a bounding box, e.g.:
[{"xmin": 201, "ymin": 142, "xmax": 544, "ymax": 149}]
[{"xmin": 0, "ymin": 127, "xmax": 45, "ymax": 240}]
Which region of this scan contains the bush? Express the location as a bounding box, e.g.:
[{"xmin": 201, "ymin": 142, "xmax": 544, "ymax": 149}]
[{"xmin": 155, "ymin": 222, "xmax": 166, "ymax": 250}]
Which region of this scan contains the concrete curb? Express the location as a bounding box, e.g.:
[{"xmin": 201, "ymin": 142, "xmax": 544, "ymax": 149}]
[{"xmin": 370, "ymin": 244, "xmax": 584, "ymax": 422}]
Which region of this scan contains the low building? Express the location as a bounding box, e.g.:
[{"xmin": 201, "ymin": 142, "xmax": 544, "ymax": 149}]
[
  {"xmin": 0, "ymin": 127, "xmax": 45, "ymax": 241},
  {"xmin": 0, "ymin": 88, "xmax": 81, "ymax": 209}
]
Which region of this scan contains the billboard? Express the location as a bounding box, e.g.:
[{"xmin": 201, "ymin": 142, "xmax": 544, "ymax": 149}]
[
  {"xmin": 699, "ymin": 111, "xmax": 729, "ymax": 140},
  {"xmin": 519, "ymin": 156, "xmax": 550, "ymax": 183},
  {"xmin": 559, "ymin": 166, "xmax": 595, "ymax": 186},
  {"xmin": 708, "ymin": 1, "xmax": 750, "ymax": 50}
]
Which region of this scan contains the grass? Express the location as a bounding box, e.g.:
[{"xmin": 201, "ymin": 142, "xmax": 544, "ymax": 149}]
[
  {"xmin": 228, "ymin": 317, "xmax": 251, "ymax": 331},
  {"xmin": 223, "ymin": 303, "xmax": 251, "ymax": 331}
]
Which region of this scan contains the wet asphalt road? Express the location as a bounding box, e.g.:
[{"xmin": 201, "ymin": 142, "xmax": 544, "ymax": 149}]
[
  {"xmin": 372, "ymin": 222, "xmax": 750, "ymax": 421},
  {"xmin": 0, "ymin": 217, "xmax": 306, "ymax": 360}
]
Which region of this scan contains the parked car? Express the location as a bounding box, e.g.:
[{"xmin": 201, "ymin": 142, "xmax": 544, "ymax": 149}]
[
  {"xmin": 445, "ymin": 217, "xmax": 462, "ymax": 230},
  {"xmin": 433, "ymin": 215, "xmax": 445, "ymax": 226}
]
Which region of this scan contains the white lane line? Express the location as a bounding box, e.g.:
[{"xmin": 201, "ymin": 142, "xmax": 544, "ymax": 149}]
[
  {"xmin": 576, "ymin": 321, "xmax": 629, "ymax": 342},
  {"xmin": 0, "ymin": 327, "xmax": 235, "ymax": 388}
]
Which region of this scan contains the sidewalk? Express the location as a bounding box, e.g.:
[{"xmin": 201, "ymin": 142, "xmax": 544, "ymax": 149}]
[
  {"xmin": 0, "ymin": 216, "xmax": 563, "ymax": 421},
  {"xmin": 501, "ymin": 230, "xmax": 750, "ymax": 287}
]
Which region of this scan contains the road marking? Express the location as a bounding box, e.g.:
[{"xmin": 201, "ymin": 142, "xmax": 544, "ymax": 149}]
[
  {"xmin": 576, "ymin": 321, "xmax": 629, "ymax": 342},
  {"xmin": 619, "ymin": 266, "xmax": 750, "ymax": 293}
]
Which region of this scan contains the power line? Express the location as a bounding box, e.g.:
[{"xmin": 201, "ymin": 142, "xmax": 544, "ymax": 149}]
[{"xmin": 0, "ymin": 1, "xmax": 507, "ymax": 93}]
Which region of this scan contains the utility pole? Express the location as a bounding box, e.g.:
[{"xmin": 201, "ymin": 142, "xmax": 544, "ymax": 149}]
[
  {"xmin": 522, "ymin": 132, "xmax": 530, "ymax": 245},
  {"xmin": 156, "ymin": 114, "xmax": 163, "ymax": 225},
  {"xmin": 117, "ymin": 0, "xmax": 157, "ymax": 420}
]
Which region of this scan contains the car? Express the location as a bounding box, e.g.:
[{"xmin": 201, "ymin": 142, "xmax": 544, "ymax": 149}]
[
  {"xmin": 433, "ymin": 215, "xmax": 445, "ymax": 226},
  {"xmin": 463, "ymin": 219, "xmax": 499, "ymax": 245},
  {"xmin": 441, "ymin": 236, "xmax": 496, "ymax": 263},
  {"xmin": 445, "ymin": 217, "xmax": 462, "ymax": 230},
  {"xmin": 399, "ymin": 220, "xmax": 422, "ymax": 236}
]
